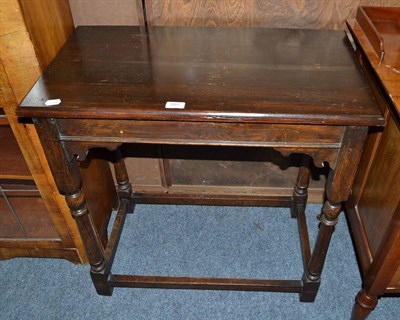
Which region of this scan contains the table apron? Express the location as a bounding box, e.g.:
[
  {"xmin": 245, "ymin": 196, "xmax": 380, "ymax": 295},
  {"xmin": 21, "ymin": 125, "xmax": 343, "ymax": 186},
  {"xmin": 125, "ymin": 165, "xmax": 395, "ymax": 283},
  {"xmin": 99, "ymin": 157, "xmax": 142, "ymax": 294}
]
[{"xmin": 56, "ymin": 119, "xmax": 344, "ymax": 149}]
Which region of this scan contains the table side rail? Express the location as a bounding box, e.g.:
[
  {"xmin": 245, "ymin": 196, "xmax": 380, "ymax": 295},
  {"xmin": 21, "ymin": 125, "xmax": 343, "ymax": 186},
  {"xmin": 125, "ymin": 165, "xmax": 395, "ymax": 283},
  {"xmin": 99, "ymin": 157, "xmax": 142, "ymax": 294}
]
[{"xmin": 57, "ymin": 119, "xmax": 344, "ymax": 149}]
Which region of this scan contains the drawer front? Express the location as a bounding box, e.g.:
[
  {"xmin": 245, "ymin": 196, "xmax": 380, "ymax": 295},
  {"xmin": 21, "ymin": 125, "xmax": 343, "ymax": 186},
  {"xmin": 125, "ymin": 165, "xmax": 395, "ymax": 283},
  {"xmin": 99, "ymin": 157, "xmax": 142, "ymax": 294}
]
[{"xmin": 57, "ymin": 119, "xmax": 344, "ymax": 149}]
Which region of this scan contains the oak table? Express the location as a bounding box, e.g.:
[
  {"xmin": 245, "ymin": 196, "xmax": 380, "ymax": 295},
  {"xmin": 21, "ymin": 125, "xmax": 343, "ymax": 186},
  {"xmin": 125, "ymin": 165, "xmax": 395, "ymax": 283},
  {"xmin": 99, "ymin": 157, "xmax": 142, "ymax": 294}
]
[{"xmin": 18, "ymin": 26, "xmax": 383, "ymax": 301}]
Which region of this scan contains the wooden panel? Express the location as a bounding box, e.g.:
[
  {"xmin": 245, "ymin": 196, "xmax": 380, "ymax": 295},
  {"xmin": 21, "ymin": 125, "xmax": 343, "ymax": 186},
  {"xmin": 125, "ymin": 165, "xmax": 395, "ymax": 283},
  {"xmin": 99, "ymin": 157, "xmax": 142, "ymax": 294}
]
[
  {"xmin": 389, "ymin": 263, "xmax": 400, "ymax": 288},
  {"xmin": 57, "ymin": 120, "xmax": 344, "ymax": 147},
  {"xmin": 69, "ymin": 0, "xmax": 144, "ymax": 26},
  {"xmin": 0, "ymin": 126, "xmax": 32, "ymax": 180},
  {"xmin": 7, "ymin": 195, "xmax": 57, "ymax": 238},
  {"xmin": 79, "ymin": 151, "xmax": 118, "ymax": 247},
  {"xmin": 19, "ymin": 0, "xmax": 74, "ymax": 70},
  {"xmin": 0, "ymin": 247, "xmax": 82, "ymax": 263},
  {"xmin": 117, "ymin": 144, "xmax": 326, "ymax": 203},
  {"xmin": 0, "ymin": 2, "xmax": 42, "ymax": 103},
  {"xmin": 145, "ymin": 0, "xmax": 400, "ymax": 29},
  {"xmin": 0, "ymin": 196, "xmax": 25, "ymax": 238},
  {"xmin": 344, "ymin": 47, "xmax": 392, "ymax": 273},
  {"xmin": 121, "ymin": 144, "xmax": 163, "ymax": 188},
  {"xmin": 166, "ymin": 145, "xmax": 327, "ymax": 189},
  {"xmin": 1, "ymin": 183, "xmax": 59, "ymax": 238},
  {"xmin": 356, "ymin": 6, "xmax": 400, "ymax": 62},
  {"xmin": 125, "ymin": 157, "xmax": 162, "ymax": 187},
  {"xmin": 358, "ymin": 116, "xmax": 400, "ymax": 257},
  {"xmin": 0, "ymin": 115, "xmax": 7, "ymax": 126},
  {"xmin": 0, "ymin": 0, "xmax": 23, "ymax": 36}
]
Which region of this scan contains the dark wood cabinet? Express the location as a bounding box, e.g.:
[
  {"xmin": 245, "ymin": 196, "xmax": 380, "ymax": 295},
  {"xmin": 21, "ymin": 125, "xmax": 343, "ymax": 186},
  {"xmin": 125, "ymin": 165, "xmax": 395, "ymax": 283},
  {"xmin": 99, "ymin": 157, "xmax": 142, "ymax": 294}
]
[{"xmin": 346, "ymin": 7, "xmax": 400, "ymax": 320}]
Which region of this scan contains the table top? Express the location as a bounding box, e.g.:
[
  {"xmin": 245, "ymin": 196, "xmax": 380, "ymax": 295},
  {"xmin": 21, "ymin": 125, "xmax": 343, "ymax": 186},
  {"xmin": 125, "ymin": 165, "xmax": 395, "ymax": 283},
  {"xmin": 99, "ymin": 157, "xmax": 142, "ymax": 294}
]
[{"xmin": 18, "ymin": 26, "xmax": 383, "ymax": 126}]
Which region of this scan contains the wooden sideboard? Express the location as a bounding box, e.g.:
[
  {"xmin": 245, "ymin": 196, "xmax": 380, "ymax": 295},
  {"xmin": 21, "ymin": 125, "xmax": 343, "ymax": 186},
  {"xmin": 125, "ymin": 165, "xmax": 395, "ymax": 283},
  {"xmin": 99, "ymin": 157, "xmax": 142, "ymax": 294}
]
[
  {"xmin": 346, "ymin": 6, "xmax": 400, "ymax": 320},
  {"xmin": 0, "ymin": 0, "xmax": 116, "ymax": 263}
]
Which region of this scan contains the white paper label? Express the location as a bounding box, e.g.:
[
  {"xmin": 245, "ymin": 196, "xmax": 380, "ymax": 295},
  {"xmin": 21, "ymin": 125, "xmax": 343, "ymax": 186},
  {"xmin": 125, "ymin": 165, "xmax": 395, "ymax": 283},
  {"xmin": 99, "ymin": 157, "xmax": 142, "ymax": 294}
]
[
  {"xmin": 165, "ymin": 101, "xmax": 185, "ymax": 109},
  {"xmin": 45, "ymin": 99, "xmax": 62, "ymax": 106}
]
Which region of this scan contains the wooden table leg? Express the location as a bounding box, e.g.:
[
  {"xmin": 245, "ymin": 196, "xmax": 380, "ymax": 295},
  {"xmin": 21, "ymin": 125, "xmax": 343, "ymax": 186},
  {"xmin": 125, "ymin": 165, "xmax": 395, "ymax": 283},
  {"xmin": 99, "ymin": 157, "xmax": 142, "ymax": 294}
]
[
  {"xmin": 351, "ymin": 290, "xmax": 378, "ymax": 320},
  {"xmin": 291, "ymin": 155, "xmax": 311, "ymax": 218},
  {"xmin": 351, "ymin": 201, "xmax": 400, "ymax": 319},
  {"xmin": 300, "ymin": 200, "xmax": 340, "ymax": 302},
  {"xmin": 300, "ymin": 126, "xmax": 368, "ymax": 302},
  {"xmin": 33, "ymin": 118, "xmax": 113, "ymax": 295},
  {"xmin": 113, "ymin": 148, "xmax": 134, "ymax": 212}
]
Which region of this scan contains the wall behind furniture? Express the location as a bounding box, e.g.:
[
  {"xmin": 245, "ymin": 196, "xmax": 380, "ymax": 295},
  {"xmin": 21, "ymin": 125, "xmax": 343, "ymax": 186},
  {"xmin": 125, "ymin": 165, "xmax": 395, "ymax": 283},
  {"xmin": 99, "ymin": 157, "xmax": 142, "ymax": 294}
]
[
  {"xmin": 69, "ymin": 0, "xmax": 144, "ymax": 26},
  {"xmin": 69, "ymin": 0, "xmax": 400, "ymax": 28},
  {"xmin": 145, "ymin": 0, "xmax": 400, "ymax": 28}
]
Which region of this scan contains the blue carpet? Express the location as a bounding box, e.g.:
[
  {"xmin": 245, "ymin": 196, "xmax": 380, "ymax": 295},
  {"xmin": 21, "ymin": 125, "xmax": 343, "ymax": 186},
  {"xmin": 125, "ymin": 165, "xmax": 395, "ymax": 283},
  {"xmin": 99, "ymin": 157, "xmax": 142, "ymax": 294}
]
[{"xmin": 1, "ymin": 204, "xmax": 399, "ymax": 319}]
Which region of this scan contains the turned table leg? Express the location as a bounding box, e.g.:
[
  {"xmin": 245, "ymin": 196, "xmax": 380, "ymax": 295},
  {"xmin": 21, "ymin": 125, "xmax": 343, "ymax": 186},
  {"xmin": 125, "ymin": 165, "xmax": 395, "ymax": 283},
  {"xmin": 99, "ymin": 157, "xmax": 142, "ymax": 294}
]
[
  {"xmin": 350, "ymin": 201, "xmax": 400, "ymax": 319},
  {"xmin": 113, "ymin": 148, "xmax": 134, "ymax": 212},
  {"xmin": 300, "ymin": 200, "xmax": 340, "ymax": 302},
  {"xmin": 300, "ymin": 126, "xmax": 368, "ymax": 302},
  {"xmin": 351, "ymin": 290, "xmax": 378, "ymax": 320},
  {"xmin": 291, "ymin": 155, "xmax": 311, "ymax": 219},
  {"xmin": 33, "ymin": 118, "xmax": 113, "ymax": 295}
]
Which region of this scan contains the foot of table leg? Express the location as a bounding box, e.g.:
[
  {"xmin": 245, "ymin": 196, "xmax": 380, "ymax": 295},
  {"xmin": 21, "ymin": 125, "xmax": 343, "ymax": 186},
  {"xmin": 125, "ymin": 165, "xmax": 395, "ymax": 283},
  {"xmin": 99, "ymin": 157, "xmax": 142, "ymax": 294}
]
[
  {"xmin": 299, "ymin": 273, "xmax": 320, "ymax": 302},
  {"xmin": 291, "ymin": 156, "xmax": 311, "ymax": 219},
  {"xmin": 91, "ymin": 271, "xmax": 114, "ymax": 296},
  {"xmin": 351, "ymin": 290, "xmax": 378, "ymax": 320},
  {"xmin": 66, "ymin": 189, "xmax": 113, "ymax": 295},
  {"xmin": 299, "ymin": 200, "xmax": 341, "ymax": 302}
]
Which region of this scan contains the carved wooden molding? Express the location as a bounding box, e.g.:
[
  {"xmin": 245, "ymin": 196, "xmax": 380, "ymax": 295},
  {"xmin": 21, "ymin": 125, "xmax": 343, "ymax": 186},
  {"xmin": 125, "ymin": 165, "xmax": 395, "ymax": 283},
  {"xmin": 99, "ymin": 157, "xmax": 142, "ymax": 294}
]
[
  {"xmin": 272, "ymin": 147, "xmax": 339, "ymax": 170},
  {"xmin": 63, "ymin": 142, "xmax": 123, "ymax": 162}
]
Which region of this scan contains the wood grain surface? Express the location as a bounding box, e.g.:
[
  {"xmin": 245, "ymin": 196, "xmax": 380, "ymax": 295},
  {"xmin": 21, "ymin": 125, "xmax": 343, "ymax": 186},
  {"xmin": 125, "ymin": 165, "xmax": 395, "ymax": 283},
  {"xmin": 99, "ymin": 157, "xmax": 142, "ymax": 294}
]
[
  {"xmin": 0, "ymin": 183, "xmax": 60, "ymax": 238},
  {"xmin": 357, "ymin": 116, "xmax": 400, "ymax": 258},
  {"xmin": 0, "ymin": 126, "xmax": 32, "ymax": 180},
  {"xmin": 18, "ymin": 26, "xmax": 382, "ymax": 126},
  {"xmin": 145, "ymin": 0, "xmax": 400, "ymax": 29},
  {"xmin": 19, "ymin": 0, "xmax": 74, "ymax": 70},
  {"xmin": 66, "ymin": 0, "xmax": 400, "ymax": 29}
]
